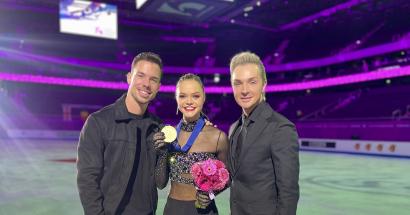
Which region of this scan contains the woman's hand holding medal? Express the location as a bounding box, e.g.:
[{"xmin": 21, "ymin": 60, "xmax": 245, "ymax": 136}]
[
  {"xmin": 161, "ymin": 125, "xmax": 177, "ymax": 143},
  {"xmin": 153, "ymin": 125, "xmax": 177, "ymax": 153}
]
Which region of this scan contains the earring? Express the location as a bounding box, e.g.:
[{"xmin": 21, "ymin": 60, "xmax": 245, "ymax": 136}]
[{"xmin": 176, "ymin": 107, "xmax": 179, "ymax": 115}]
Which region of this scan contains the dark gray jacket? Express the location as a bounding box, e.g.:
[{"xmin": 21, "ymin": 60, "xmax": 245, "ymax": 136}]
[
  {"xmin": 77, "ymin": 94, "xmax": 161, "ymax": 215},
  {"xmin": 228, "ymin": 102, "xmax": 300, "ymax": 215}
]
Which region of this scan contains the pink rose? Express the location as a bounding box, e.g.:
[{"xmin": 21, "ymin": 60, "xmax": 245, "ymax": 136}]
[
  {"xmin": 213, "ymin": 181, "xmax": 225, "ymax": 190},
  {"xmin": 197, "ymin": 178, "xmax": 212, "ymax": 192},
  {"xmin": 201, "ymin": 159, "xmax": 217, "ymax": 176},
  {"xmin": 191, "ymin": 163, "xmax": 202, "ymax": 178},
  {"xmin": 214, "ymin": 159, "xmax": 225, "ymax": 169},
  {"xmin": 218, "ymin": 168, "xmax": 229, "ymax": 184}
]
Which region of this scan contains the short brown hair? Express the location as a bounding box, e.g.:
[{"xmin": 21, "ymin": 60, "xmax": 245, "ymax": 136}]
[{"xmin": 131, "ymin": 52, "xmax": 163, "ymax": 78}]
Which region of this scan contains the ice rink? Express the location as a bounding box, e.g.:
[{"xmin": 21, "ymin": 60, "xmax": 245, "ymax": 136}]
[{"xmin": 1, "ymin": 138, "xmax": 409, "ymax": 215}]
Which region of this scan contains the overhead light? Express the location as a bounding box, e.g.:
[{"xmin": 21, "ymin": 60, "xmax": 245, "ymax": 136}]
[
  {"xmin": 256, "ymin": 1, "xmax": 261, "ymax": 6},
  {"xmin": 244, "ymin": 6, "xmax": 253, "ymax": 12},
  {"xmin": 214, "ymin": 73, "xmax": 220, "ymax": 84},
  {"xmin": 136, "ymin": 0, "xmax": 149, "ymax": 9}
]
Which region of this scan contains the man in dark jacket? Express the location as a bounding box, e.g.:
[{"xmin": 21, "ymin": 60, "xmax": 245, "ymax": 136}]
[
  {"xmin": 77, "ymin": 52, "xmax": 163, "ymax": 215},
  {"xmin": 228, "ymin": 51, "xmax": 300, "ymax": 215}
]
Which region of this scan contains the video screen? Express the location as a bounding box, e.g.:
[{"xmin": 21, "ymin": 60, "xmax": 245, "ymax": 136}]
[{"xmin": 59, "ymin": 0, "xmax": 117, "ymax": 40}]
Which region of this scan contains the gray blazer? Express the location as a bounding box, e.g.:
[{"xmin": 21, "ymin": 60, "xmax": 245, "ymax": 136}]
[{"xmin": 228, "ymin": 102, "xmax": 299, "ymax": 215}]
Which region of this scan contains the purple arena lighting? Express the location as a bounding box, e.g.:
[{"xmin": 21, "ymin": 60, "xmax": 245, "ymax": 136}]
[
  {"xmin": 3, "ymin": 37, "xmax": 410, "ymax": 74},
  {"xmin": 0, "ymin": 72, "xmax": 128, "ymax": 90},
  {"xmin": 1, "ymin": 65, "xmax": 410, "ymax": 93},
  {"xmin": 265, "ymin": 66, "xmax": 410, "ymax": 92},
  {"xmin": 266, "ymin": 38, "xmax": 410, "ymax": 72},
  {"xmin": 161, "ymin": 36, "xmax": 215, "ymax": 43},
  {"xmin": 0, "ymin": 47, "xmax": 128, "ymax": 71},
  {"xmin": 279, "ymin": 0, "xmax": 366, "ymax": 31}
]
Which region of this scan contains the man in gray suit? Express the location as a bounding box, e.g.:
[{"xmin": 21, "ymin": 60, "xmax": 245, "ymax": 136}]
[{"xmin": 228, "ymin": 51, "xmax": 300, "ymax": 215}]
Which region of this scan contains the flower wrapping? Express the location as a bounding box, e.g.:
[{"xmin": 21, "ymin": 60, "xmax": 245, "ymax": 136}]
[{"xmin": 190, "ymin": 158, "xmax": 230, "ymax": 199}]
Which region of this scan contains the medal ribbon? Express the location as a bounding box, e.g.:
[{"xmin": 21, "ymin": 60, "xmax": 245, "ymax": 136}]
[{"xmin": 172, "ymin": 116, "xmax": 205, "ymax": 152}]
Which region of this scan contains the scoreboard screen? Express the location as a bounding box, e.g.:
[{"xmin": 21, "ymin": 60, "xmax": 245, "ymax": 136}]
[{"xmin": 60, "ymin": 0, "xmax": 118, "ymax": 40}]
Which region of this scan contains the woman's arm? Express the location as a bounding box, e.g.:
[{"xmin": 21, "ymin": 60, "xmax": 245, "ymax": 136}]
[
  {"xmin": 216, "ymin": 130, "xmax": 229, "ymax": 167},
  {"xmin": 152, "ymin": 132, "xmax": 170, "ymax": 189},
  {"xmin": 213, "ymin": 130, "xmax": 231, "ymax": 195}
]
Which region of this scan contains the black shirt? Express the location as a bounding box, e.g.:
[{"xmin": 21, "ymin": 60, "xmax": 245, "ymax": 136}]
[{"xmin": 118, "ymin": 111, "xmax": 157, "ymax": 215}]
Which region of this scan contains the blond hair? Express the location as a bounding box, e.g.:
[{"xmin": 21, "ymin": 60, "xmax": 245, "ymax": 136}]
[{"xmin": 229, "ymin": 51, "xmax": 267, "ymax": 101}]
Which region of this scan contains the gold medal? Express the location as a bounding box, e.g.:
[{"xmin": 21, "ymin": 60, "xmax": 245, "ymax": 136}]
[{"xmin": 161, "ymin": 125, "xmax": 177, "ymax": 143}]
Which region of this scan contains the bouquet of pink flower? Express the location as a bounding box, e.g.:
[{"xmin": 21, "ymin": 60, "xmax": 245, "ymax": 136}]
[{"xmin": 190, "ymin": 158, "xmax": 230, "ymax": 207}]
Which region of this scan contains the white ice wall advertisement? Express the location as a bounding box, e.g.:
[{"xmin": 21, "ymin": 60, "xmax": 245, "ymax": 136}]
[{"xmin": 59, "ymin": 0, "xmax": 117, "ymax": 40}]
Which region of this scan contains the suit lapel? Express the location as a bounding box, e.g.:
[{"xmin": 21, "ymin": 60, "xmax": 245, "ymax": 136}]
[
  {"xmin": 235, "ymin": 102, "xmax": 272, "ymax": 174},
  {"xmin": 234, "ymin": 117, "xmax": 268, "ymax": 173},
  {"xmin": 228, "ymin": 120, "xmax": 240, "ymax": 140},
  {"xmin": 228, "ymin": 120, "xmax": 240, "ymax": 175}
]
